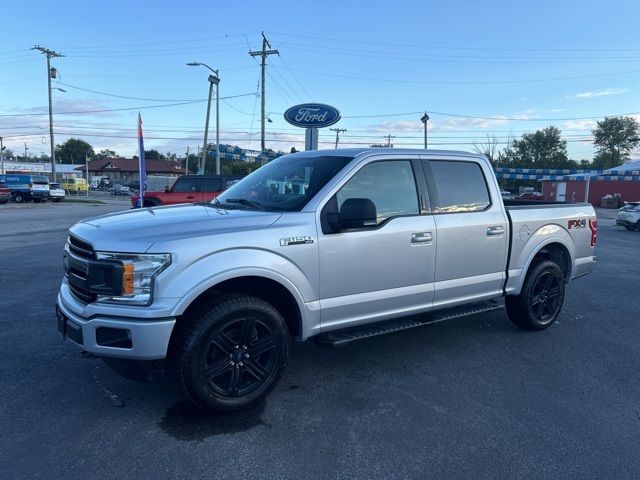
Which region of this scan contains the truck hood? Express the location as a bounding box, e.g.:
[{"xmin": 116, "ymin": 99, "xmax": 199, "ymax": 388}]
[{"xmin": 69, "ymin": 204, "xmax": 282, "ymax": 252}]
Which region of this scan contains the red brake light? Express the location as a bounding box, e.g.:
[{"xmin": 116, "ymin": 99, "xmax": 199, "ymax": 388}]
[{"xmin": 588, "ymin": 219, "xmax": 597, "ymax": 246}]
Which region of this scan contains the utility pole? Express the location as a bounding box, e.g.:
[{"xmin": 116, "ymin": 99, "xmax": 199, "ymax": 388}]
[
  {"xmin": 420, "ymin": 112, "xmax": 430, "ymax": 149},
  {"xmin": 0, "ymin": 136, "xmax": 4, "ymax": 174},
  {"xmin": 24, "ymin": 142, "xmax": 29, "ymax": 162},
  {"xmin": 330, "ymin": 128, "xmax": 347, "ymax": 149},
  {"xmin": 249, "ymin": 32, "xmax": 279, "ymax": 153},
  {"xmin": 385, "ymin": 135, "xmax": 395, "ymax": 147},
  {"xmin": 85, "ymin": 154, "xmax": 89, "ymax": 197},
  {"xmin": 185, "ymin": 146, "xmax": 190, "ymax": 174},
  {"xmin": 32, "ymin": 45, "xmax": 64, "ymax": 182}
]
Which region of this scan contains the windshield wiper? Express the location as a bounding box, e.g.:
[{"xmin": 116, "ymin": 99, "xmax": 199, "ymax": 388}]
[{"xmin": 223, "ymin": 198, "xmax": 265, "ymax": 210}]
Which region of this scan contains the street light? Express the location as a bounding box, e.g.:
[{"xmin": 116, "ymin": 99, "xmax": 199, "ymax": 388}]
[
  {"xmin": 187, "ymin": 62, "xmax": 220, "ymax": 175},
  {"xmin": 420, "ymin": 112, "xmax": 430, "ymax": 149}
]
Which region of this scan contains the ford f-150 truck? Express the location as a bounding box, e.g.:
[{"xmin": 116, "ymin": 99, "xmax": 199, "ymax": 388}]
[{"xmin": 56, "ymin": 148, "xmax": 597, "ymax": 411}]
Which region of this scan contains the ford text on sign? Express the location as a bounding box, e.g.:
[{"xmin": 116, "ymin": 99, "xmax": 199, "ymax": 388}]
[{"xmin": 283, "ymin": 103, "xmax": 341, "ymax": 128}]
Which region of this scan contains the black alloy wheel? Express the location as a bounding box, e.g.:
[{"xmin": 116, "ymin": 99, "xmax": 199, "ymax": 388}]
[
  {"xmin": 527, "ymin": 270, "xmax": 563, "ymax": 325},
  {"xmin": 203, "ymin": 316, "xmax": 280, "ymax": 398},
  {"xmin": 173, "ymin": 295, "xmax": 289, "ymax": 411},
  {"xmin": 506, "ymin": 260, "xmax": 565, "ymax": 330}
]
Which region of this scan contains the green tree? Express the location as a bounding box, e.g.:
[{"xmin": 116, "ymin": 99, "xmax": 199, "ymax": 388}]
[
  {"xmin": 144, "ymin": 149, "xmax": 162, "ymax": 160},
  {"xmin": 56, "ymin": 138, "xmax": 94, "ymax": 164},
  {"xmin": 96, "ymin": 149, "xmax": 117, "ymax": 159},
  {"xmin": 501, "ymin": 126, "xmax": 569, "ymax": 169},
  {"xmin": 592, "ymin": 116, "xmax": 640, "ymax": 168}
]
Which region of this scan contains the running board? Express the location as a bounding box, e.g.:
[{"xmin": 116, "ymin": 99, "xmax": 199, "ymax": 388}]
[{"xmin": 315, "ymin": 301, "xmax": 504, "ymax": 348}]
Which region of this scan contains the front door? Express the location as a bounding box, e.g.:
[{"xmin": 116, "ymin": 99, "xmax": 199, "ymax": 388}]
[
  {"xmin": 166, "ymin": 176, "xmax": 202, "ymax": 204},
  {"xmin": 318, "ymin": 159, "xmax": 437, "ymax": 330},
  {"xmin": 556, "ymin": 182, "xmax": 567, "ymax": 202}
]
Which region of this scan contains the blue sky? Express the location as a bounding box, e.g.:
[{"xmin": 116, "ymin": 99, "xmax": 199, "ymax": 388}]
[{"xmin": 1, "ymin": 0, "xmax": 639, "ymax": 160}]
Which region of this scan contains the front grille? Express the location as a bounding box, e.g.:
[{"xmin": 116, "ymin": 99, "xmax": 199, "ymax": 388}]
[
  {"xmin": 68, "ymin": 282, "xmax": 97, "ymax": 304},
  {"xmin": 68, "ymin": 235, "xmax": 94, "ymax": 259},
  {"xmin": 66, "ymin": 235, "xmax": 96, "ymax": 304}
]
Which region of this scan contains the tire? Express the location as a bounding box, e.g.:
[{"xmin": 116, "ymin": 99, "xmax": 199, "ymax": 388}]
[
  {"xmin": 624, "ymin": 225, "xmax": 635, "ymax": 231},
  {"xmin": 143, "ymin": 200, "xmax": 158, "ymax": 207},
  {"xmin": 33, "ymin": 198, "xmax": 42, "ymax": 203},
  {"xmin": 53, "ymin": 198, "xmax": 62, "ymax": 203},
  {"xmin": 172, "ymin": 294, "xmax": 289, "ymax": 412},
  {"xmin": 636, "ymin": 221, "xmax": 640, "ymax": 232},
  {"xmin": 13, "ymin": 193, "xmax": 25, "ymax": 203},
  {"xmin": 506, "ymin": 260, "xmax": 565, "ymax": 331}
]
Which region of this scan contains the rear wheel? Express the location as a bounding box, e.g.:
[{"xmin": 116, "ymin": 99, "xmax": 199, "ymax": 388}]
[
  {"xmin": 172, "ymin": 295, "xmax": 289, "ymax": 411},
  {"xmin": 506, "ymin": 260, "xmax": 565, "ymax": 330},
  {"xmin": 13, "ymin": 193, "xmax": 25, "ymax": 203}
]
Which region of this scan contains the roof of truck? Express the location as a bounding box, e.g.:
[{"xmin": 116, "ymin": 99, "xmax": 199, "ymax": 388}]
[{"xmin": 286, "ymin": 148, "xmax": 480, "ymax": 158}]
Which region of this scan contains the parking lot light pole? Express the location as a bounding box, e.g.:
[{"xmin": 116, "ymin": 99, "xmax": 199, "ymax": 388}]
[
  {"xmin": 187, "ymin": 62, "xmax": 220, "ymax": 175},
  {"xmin": 421, "ymin": 112, "xmax": 430, "ymax": 149}
]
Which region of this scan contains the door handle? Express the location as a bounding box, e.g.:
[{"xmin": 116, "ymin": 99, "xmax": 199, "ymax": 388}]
[
  {"xmin": 411, "ymin": 232, "xmax": 433, "ymax": 244},
  {"xmin": 186, "ymin": 195, "xmax": 195, "ymax": 199},
  {"xmin": 487, "ymin": 226, "xmax": 505, "ymax": 237}
]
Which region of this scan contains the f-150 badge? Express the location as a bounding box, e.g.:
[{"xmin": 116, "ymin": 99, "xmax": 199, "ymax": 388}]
[{"xmin": 280, "ymin": 236, "xmax": 314, "ymax": 246}]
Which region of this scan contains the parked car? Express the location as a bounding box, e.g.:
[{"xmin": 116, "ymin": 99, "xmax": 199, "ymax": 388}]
[
  {"xmin": 516, "ymin": 192, "xmax": 545, "ymax": 201},
  {"xmin": 0, "ymin": 181, "xmax": 11, "ymax": 204},
  {"xmin": 57, "ymin": 148, "xmax": 597, "ymax": 412},
  {"xmin": 109, "ymin": 184, "xmax": 132, "ymax": 196},
  {"xmin": 61, "ymin": 178, "xmax": 89, "ymax": 194},
  {"xmin": 48, "ymin": 182, "xmax": 66, "ymax": 203},
  {"xmin": 0, "ymin": 174, "xmax": 50, "ymax": 203},
  {"xmin": 131, "ymin": 174, "xmax": 242, "ymax": 207},
  {"xmin": 616, "ymin": 201, "xmax": 640, "ymax": 231}
]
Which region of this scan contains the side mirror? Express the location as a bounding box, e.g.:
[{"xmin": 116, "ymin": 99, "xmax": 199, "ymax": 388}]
[
  {"xmin": 339, "ymin": 198, "xmax": 377, "ymax": 229},
  {"xmin": 164, "ymin": 186, "xmax": 169, "ymax": 192}
]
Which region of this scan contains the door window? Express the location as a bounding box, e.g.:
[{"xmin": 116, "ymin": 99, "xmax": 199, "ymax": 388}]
[
  {"xmin": 172, "ymin": 177, "xmax": 201, "ymax": 193},
  {"xmin": 202, "ymin": 177, "xmax": 223, "ymax": 192},
  {"xmin": 429, "ymin": 161, "xmax": 491, "ymax": 213},
  {"xmin": 336, "ymin": 160, "xmax": 419, "ymax": 225}
]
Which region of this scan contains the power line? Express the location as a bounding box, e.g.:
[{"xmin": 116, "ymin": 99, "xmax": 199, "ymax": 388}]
[
  {"xmin": 268, "ymin": 31, "xmax": 640, "ymax": 53},
  {"xmin": 0, "ymin": 93, "xmax": 256, "ymax": 117},
  {"xmin": 283, "ymin": 67, "xmax": 640, "ymax": 85}
]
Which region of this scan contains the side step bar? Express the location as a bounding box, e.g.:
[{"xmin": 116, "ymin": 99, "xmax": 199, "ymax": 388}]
[{"xmin": 315, "ymin": 300, "xmax": 504, "ymax": 348}]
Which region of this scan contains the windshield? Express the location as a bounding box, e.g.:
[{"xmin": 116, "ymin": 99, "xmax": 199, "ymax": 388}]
[
  {"xmin": 215, "ymin": 154, "xmax": 353, "ymax": 211},
  {"xmin": 33, "ymin": 176, "xmax": 49, "ymax": 184}
]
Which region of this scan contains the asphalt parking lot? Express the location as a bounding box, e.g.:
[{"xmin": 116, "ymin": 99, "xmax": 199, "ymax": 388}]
[{"xmin": 1, "ymin": 203, "xmax": 638, "ymax": 479}]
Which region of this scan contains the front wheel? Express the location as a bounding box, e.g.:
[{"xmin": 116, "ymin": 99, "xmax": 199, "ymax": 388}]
[
  {"xmin": 13, "ymin": 193, "xmax": 25, "ymax": 203},
  {"xmin": 506, "ymin": 260, "xmax": 565, "ymax": 330},
  {"xmin": 172, "ymin": 295, "xmax": 289, "ymax": 411}
]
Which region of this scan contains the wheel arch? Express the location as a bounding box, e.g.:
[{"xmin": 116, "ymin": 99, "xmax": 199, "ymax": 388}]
[
  {"xmin": 171, "ymin": 271, "xmax": 310, "ymax": 341},
  {"xmin": 507, "ymin": 227, "xmax": 575, "ymax": 296}
]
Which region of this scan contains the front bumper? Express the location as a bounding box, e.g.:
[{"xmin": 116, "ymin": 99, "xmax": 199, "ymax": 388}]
[
  {"xmin": 56, "ymin": 285, "xmax": 176, "ymax": 360},
  {"xmin": 616, "ymin": 219, "xmax": 637, "ymax": 228}
]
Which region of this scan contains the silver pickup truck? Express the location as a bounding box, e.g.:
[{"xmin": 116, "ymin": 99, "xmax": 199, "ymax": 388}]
[{"xmin": 56, "ymin": 148, "xmax": 597, "ymax": 411}]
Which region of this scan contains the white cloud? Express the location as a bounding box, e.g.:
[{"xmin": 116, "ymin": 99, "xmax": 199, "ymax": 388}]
[
  {"xmin": 563, "ymin": 119, "xmax": 597, "ymax": 131},
  {"xmin": 567, "ymin": 88, "xmax": 627, "ymax": 100},
  {"xmin": 368, "ymin": 120, "xmax": 421, "ymax": 133}
]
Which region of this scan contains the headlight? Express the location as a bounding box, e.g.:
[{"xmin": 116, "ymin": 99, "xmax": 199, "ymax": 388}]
[{"xmin": 95, "ymin": 252, "xmax": 170, "ymax": 306}]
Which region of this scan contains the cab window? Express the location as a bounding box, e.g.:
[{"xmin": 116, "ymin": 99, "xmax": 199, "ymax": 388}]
[{"xmin": 336, "ymin": 160, "xmax": 419, "ymax": 225}]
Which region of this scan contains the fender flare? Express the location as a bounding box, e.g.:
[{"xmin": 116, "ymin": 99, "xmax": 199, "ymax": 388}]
[{"xmin": 509, "ymin": 225, "xmax": 575, "ymax": 295}]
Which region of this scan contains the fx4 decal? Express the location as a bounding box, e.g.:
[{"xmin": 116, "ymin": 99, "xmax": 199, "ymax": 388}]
[{"xmin": 568, "ymin": 219, "xmax": 587, "ymax": 229}]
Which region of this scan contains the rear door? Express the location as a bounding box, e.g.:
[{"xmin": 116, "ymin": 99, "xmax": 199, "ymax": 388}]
[
  {"xmin": 422, "ymin": 158, "xmax": 509, "ymax": 307},
  {"xmin": 202, "ymin": 177, "xmax": 224, "ymax": 202}
]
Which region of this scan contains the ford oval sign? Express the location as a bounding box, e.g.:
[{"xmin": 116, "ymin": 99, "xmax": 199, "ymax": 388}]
[{"xmin": 284, "ymin": 103, "xmax": 341, "ymax": 128}]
